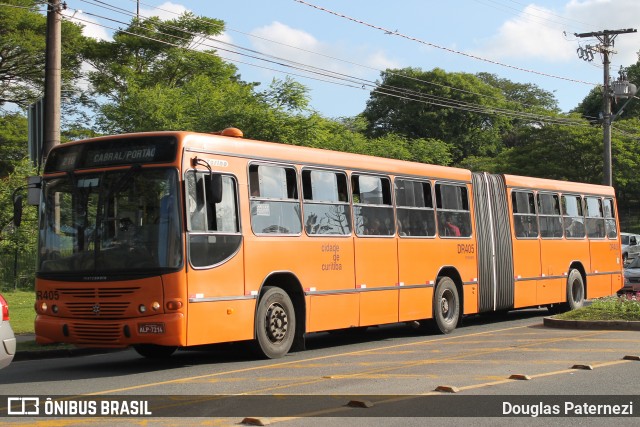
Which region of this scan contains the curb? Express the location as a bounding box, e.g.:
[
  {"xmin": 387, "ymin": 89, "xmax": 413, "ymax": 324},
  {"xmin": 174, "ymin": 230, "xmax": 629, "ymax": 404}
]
[{"xmin": 543, "ymin": 316, "xmax": 640, "ymax": 331}]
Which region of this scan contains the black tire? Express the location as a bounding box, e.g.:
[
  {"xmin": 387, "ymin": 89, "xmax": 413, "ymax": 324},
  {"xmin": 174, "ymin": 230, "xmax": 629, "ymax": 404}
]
[
  {"xmin": 432, "ymin": 277, "xmax": 460, "ymax": 334},
  {"xmin": 548, "ymin": 269, "xmax": 585, "ymax": 314},
  {"xmin": 133, "ymin": 344, "xmax": 177, "ymax": 359},
  {"xmin": 254, "ymin": 286, "xmax": 296, "ymax": 359},
  {"xmin": 566, "ymin": 269, "xmax": 585, "ymax": 311}
]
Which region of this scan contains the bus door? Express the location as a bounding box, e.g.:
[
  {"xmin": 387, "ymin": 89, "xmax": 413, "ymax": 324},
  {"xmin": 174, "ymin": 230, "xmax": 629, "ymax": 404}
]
[
  {"xmin": 300, "ymin": 169, "xmax": 358, "ymax": 332},
  {"xmin": 537, "ymin": 192, "xmax": 567, "ymax": 305},
  {"xmin": 395, "ymin": 179, "xmax": 437, "ymax": 321},
  {"xmin": 586, "ymin": 197, "xmax": 622, "ymax": 297},
  {"xmin": 352, "ymin": 175, "xmax": 398, "ymax": 326},
  {"xmin": 510, "ymin": 190, "xmax": 541, "ymax": 308},
  {"xmin": 184, "ymin": 170, "xmax": 249, "ymax": 346}
]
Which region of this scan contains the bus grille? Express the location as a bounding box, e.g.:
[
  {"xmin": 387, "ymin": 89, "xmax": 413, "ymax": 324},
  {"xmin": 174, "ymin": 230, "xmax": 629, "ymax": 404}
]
[
  {"xmin": 70, "ymin": 322, "xmax": 122, "ymax": 344},
  {"xmin": 56, "ymin": 287, "xmax": 141, "ymax": 318},
  {"xmin": 58, "ymin": 287, "xmax": 140, "ymax": 298},
  {"xmin": 66, "ymin": 302, "xmax": 130, "ymax": 317}
]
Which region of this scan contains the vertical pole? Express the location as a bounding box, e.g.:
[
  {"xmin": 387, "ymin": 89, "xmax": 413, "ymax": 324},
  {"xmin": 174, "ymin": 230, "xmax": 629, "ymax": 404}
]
[
  {"xmin": 43, "ymin": 0, "xmax": 62, "ymax": 161},
  {"xmin": 602, "ymin": 34, "xmax": 612, "ymax": 187}
]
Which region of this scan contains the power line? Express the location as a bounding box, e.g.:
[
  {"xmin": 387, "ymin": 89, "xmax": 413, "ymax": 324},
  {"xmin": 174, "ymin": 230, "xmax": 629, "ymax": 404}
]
[
  {"xmin": 60, "ymin": 2, "xmax": 587, "ymax": 126},
  {"xmin": 293, "ymin": 0, "xmax": 597, "ymax": 86},
  {"xmin": 91, "ymin": 0, "xmax": 582, "ymax": 115}
]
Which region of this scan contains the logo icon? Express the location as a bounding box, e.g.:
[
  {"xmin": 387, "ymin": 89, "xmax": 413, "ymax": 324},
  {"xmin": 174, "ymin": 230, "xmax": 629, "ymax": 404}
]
[{"xmin": 7, "ymin": 397, "xmax": 40, "ymax": 415}]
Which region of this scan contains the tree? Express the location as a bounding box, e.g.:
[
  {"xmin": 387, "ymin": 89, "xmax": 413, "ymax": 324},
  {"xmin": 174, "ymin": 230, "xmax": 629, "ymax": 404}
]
[
  {"xmin": 83, "ymin": 13, "xmax": 252, "ymax": 134},
  {"xmin": 490, "ymin": 120, "xmax": 604, "ymax": 184},
  {"xmin": 0, "ymin": 0, "xmax": 85, "ymax": 108},
  {"xmin": 362, "ymin": 67, "xmax": 513, "ymax": 164},
  {"xmin": 0, "ymin": 112, "xmax": 28, "ymax": 177}
]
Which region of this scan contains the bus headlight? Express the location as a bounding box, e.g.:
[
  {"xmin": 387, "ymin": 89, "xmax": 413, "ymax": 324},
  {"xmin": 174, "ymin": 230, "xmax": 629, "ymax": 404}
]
[{"xmin": 138, "ymin": 304, "xmax": 147, "ymax": 313}]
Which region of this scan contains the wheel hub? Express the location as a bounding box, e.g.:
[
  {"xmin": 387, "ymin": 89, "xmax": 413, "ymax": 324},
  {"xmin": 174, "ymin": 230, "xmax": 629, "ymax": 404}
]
[{"xmin": 266, "ymin": 303, "xmax": 288, "ymax": 342}]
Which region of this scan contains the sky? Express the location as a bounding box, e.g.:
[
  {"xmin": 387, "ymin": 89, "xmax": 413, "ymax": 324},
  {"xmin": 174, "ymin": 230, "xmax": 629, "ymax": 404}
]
[{"xmin": 61, "ymin": 0, "xmax": 640, "ymax": 119}]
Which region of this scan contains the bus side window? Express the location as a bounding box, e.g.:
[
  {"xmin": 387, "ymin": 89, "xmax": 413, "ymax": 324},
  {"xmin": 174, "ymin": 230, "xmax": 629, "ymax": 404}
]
[
  {"xmin": 562, "ymin": 194, "xmax": 585, "ymax": 239},
  {"xmin": 186, "ymin": 171, "xmax": 241, "ymax": 267},
  {"xmin": 585, "ymin": 197, "xmax": 605, "ymax": 239},
  {"xmin": 302, "ymin": 169, "xmax": 351, "ymax": 235},
  {"xmin": 603, "ymin": 198, "xmax": 617, "ymax": 239},
  {"xmin": 352, "ymin": 174, "xmax": 394, "ymax": 236},
  {"xmin": 512, "ymin": 190, "xmax": 538, "ymax": 238},
  {"xmin": 436, "ymin": 183, "xmax": 471, "ymax": 238},
  {"xmin": 395, "ymin": 179, "xmax": 435, "ymax": 237},
  {"xmin": 538, "ymin": 193, "xmax": 563, "ymax": 238},
  {"xmin": 249, "ymin": 164, "xmax": 301, "ymax": 235}
]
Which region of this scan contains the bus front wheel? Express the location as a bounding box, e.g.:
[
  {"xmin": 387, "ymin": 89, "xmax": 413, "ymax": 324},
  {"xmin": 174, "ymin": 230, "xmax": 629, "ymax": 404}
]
[
  {"xmin": 432, "ymin": 277, "xmax": 460, "ymax": 334},
  {"xmin": 255, "ymin": 286, "xmax": 296, "ymax": 359}
]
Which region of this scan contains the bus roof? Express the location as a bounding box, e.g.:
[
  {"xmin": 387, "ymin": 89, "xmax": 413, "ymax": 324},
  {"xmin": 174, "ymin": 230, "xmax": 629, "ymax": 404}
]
[
  {"xmin": 503, "ymin": 174, "xmax": 615, "ymax": 196},
  {"xmin": 180, "ymin": 131, "xmax": 473, "ymax": 182},
  {"xmin": 48, "ymin": 131, "xmax": 615, "ymax": 197}
]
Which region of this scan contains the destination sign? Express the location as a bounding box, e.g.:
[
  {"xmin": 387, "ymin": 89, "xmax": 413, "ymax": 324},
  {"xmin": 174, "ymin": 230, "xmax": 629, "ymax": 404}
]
[{"xmin": 45, "ymin": 136, "xmax": 177, "ymax": 173}]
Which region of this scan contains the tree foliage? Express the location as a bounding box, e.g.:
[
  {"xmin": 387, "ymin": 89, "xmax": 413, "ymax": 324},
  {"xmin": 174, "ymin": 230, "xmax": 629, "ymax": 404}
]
[
  {"xmin": 362, "ymin": 67, "xmax": 514, "ymax": 163},
  {"xmin": 0, "ymin": 0, "xmax": 85, "ymax": 108}
]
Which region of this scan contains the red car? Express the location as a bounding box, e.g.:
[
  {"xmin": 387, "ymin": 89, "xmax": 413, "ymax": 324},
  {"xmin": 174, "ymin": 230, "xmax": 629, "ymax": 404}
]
[{"xmin": 0, "ymin": 293, "xmax": 16, "ymax": 369}]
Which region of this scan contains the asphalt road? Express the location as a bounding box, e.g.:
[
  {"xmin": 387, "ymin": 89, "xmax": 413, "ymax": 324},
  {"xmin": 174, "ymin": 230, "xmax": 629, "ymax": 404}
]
[{"xmin": 1, "ymin": 308, "xmax": 639, "ymax": 426}]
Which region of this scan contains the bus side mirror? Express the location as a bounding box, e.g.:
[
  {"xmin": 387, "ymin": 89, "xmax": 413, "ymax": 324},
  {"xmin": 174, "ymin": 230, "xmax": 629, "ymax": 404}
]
[
  {"xmin": 13, "ymin": 195, "xmax": 23, "ymax": 227},
  {"xmin": 205, "ymin": 173, "xmax": 223, "ymax": 204},
  {"xmin": 27, "ymin": 176, "xmax": 42, "ymax": 206}
]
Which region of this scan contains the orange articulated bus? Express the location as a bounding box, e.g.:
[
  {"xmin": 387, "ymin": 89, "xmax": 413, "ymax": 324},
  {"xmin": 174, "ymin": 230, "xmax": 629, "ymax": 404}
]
[{"xmin": 33, "ymin": 129, "xmax": 623, "ymax": 359}]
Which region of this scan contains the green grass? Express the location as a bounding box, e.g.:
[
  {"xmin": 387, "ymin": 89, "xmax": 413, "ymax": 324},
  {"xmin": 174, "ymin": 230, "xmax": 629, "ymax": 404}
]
[
  {"xmin": 554, "ymin": 295, "xmax": 640, "ymax": 321},
  {"xmin": 2, "ymin": 290, "xmax": 36, "ymax": 334}
]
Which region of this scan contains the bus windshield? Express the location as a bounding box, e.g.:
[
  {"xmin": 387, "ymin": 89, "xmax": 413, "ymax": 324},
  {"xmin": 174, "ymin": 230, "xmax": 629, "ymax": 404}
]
[{"xmin": 38, "ymin": 168, "xmax": 182, "ymax": 276}]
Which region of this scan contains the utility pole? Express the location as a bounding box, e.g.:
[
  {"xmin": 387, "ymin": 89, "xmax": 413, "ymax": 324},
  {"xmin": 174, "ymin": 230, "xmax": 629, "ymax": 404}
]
[
  {"xmin": 43, "ymin": 0, "xmax": 63, "ymax": 162},
  {"xmin": 575, "ymin": 28, "xmax": 637, "ymax": 187}
]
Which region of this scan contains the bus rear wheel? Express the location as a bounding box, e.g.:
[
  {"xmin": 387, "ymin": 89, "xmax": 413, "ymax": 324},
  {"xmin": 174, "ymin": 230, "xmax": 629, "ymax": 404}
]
[
  {"xmin": 432, "ymin": 277, "xmax": 460, "ymax": 334},
  {"xmin": 566, "ymin": 269, "xmax": 585, "ymax": 310},
  {"xmin": 254, "ymin": 286, "xmax": 296, "ymax": 359},
  {"xmin": 548, "ymin": 269, "xmax": 585, "ymax": 314},
  {"xmin": 133, "ymin": 344, "xmax": 177, "ymax": 359}
]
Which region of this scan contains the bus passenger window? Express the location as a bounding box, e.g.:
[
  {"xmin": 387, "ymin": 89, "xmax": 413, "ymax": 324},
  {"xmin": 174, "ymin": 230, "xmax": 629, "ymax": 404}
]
[
  {"xmin": 585, "ymin": 197, "xmax": 605, "ymax": 239},
  {"xmin": 352, "ymin": 175, "xmax": 394, "ymax": 236},
  {"xmin": 249, "ymin": 164, "xmax": 301, "ymax": 235},
  {"xmin": 562, "ymin": 195, "xmax": 585, "ymax": 239},
  {"xmin": 186, "ymin": 171, "xmax": 242, "ymax": 268},
  {"xmin": 512, "ymin": 190, "xmax": 538, "ymax": 238},
  {"xmin": 302, "ymin": 170, "xmax": 351, "ymax": 235},
  {"xmin": 395, "ymin": 179, "xmax": 435, "ymax": 237},
  {"xmin": 538, "ymin": 193, "xmax": 563, "ymax": 238},
  {"xmin": 603, "ymin": 198, "xmax": 617, "ymax": 239},
  {"xmin": 436, "ymin": 183, "xmax": 471, "ymax": 238}
]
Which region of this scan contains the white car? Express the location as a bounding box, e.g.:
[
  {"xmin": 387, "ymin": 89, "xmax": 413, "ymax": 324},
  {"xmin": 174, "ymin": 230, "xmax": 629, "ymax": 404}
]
[
  {"xmin": 621, "ymin": 232, "xmax": 640, "ymax": 264},
  {"xmin": 0, "ymin": 293, "xmax": 16, "ymax": 369}
]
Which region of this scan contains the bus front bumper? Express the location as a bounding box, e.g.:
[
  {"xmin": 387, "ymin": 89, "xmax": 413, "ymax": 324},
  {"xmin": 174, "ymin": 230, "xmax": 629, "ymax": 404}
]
[{"xmin": 35, "ymin": 313, "xmax": 185, "ymax": 348}]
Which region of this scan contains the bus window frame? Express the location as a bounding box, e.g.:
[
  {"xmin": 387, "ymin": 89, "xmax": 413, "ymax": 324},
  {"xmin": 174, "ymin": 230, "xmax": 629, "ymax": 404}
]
[
  {"xmin": 561, "ymin": 193, "xmax": 586, "ymax": 240},
  {"xmin": 394, "ymin": 176, "xmax": 437, "ymax": 239},
  {"xmin": 301, "ymin": 167, "xmax": 352, "ymax": 237},
  {"xmin": 584, "ymin": 195, "xmax": 606, "ymax": 240},
  {"xmin": 511, "ymin": 189, "xmax": 539, "ymax": 240},
  {"xmin": 537, "ymin": 191, "xmax": 563, "ymax": 239},
  {"xmin": 248, "ymin": 161, "xmax": 303, "ymax": 237},
  {"xmin": 185, "ymin": 169, "xmax": 243, "ymax": 269},
  {"xmin": 435, "ymin": 181, "xmax": 472, "ymax": 239},
  {"xmin": 351, "ymin": 173, "xmax": 395, "ymax": 238},
  {"xmin": 603, "ymin": 197, "xmax": 618, "ymax": 239}
]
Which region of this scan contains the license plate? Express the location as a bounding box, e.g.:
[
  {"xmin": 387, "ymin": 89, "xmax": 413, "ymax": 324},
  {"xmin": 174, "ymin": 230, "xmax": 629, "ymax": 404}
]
[{"xmin": 138, "ymin": 323, "xmax": 165, "ymax": 334}]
